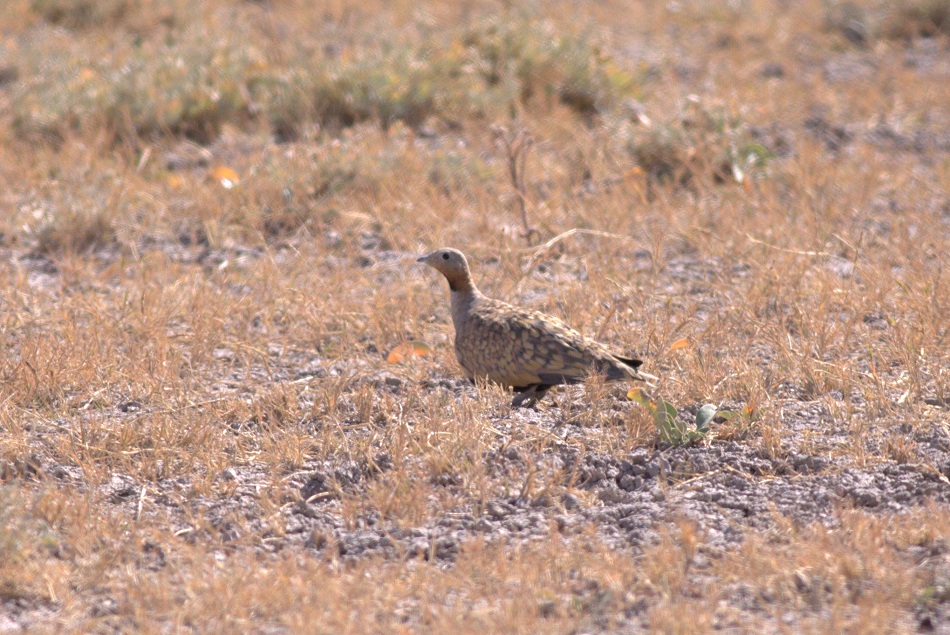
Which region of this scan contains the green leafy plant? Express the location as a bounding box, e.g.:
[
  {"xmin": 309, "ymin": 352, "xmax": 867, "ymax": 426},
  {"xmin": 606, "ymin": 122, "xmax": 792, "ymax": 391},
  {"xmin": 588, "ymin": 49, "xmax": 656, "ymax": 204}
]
[
  {"xmin": 623, "ymin": 100, "xmax": 772, "ymax": 192},
  {"xmin": 628, "ymin": 390, "xmax": 717, "ymax": 446}
]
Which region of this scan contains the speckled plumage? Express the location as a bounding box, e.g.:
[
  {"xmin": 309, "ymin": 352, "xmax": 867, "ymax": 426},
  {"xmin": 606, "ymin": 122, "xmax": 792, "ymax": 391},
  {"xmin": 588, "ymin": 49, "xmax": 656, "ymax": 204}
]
[{"xmin": 418, "ymin": 248, "xmax": 649, "ymax": 407}]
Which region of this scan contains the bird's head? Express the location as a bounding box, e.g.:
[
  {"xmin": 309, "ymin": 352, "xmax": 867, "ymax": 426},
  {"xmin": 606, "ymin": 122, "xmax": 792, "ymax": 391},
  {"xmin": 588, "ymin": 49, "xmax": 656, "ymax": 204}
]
[{"xmin": 417, "ymin": 248, "xmax": 474, "ymax": 292}]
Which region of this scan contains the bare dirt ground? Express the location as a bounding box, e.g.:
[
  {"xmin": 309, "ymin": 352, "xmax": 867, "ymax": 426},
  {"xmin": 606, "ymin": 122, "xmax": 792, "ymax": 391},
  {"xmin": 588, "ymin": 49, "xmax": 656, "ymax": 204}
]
[{"xmin": 1, "ymin": 0, "xmax": 949, "ymax": 632}]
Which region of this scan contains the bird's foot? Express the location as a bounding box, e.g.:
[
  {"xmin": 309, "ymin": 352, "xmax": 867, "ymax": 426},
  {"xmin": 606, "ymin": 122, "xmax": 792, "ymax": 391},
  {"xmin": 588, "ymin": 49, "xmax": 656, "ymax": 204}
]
[
  {"xmin": 511, "ymin": 390, "xmax": 538, "ymax": 409},
  {"xmin": 510, "ymin": 385, "xmax": 553, "ymax": 409}
]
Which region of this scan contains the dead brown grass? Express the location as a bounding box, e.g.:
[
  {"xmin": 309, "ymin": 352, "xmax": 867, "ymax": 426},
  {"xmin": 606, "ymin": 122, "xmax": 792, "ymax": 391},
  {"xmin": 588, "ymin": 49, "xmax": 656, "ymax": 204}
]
[{"xmin": 1, "ymin": 0, "xmax": 949, "ymax": 631}]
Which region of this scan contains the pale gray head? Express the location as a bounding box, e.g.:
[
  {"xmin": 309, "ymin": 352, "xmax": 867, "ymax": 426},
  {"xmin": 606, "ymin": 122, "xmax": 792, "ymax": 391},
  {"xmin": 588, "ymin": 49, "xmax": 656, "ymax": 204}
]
[{"xmin": 417, "ymin": 248, "xmax": 476, "ymax": 292}]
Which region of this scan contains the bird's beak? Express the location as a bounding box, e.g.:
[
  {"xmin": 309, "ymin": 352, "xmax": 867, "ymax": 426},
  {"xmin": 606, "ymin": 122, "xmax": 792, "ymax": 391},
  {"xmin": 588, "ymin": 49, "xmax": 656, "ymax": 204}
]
[{"xmin": 417, "ymin": 255, "xmax": 427, "ymax": 263}]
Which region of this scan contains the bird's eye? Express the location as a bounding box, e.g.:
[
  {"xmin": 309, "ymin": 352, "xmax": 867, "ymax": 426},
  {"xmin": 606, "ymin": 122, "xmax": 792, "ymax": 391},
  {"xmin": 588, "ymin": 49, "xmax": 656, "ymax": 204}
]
[{"xmin": 442, "ymin": 253, "xmax": 450, "ymax": 260}]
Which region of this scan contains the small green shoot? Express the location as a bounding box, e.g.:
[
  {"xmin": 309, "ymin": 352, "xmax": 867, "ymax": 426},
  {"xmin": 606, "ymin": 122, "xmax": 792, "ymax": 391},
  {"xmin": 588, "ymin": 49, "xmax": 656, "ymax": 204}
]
[{"xmin": 628, "ymin": 389, "xmax": 718, "ymax": 446}]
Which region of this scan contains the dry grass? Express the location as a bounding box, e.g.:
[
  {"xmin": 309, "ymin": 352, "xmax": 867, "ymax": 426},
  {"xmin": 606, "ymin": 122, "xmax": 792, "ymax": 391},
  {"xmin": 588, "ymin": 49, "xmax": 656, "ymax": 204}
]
[{"xmin": 1, "ymin": 0, "xmax": 949, "ymax": 631}]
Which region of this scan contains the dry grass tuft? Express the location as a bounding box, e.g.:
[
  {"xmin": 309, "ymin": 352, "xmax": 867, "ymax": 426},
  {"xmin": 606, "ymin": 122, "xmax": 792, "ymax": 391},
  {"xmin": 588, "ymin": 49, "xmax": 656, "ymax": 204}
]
[{"xmin": 9, "ymin": 4, "xmax": 641, "ymax": 147}]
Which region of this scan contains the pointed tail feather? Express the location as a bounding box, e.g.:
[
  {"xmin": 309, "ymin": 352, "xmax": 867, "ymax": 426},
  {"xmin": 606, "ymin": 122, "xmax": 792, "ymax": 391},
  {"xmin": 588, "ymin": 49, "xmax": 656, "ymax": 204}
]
[
  {"xmin": 613, "ymin": 355, "xmax": 643, "ymax": 369},
  {"xmin": 613, "ymin": 355, "xmax": 658, "ymax": 385}
]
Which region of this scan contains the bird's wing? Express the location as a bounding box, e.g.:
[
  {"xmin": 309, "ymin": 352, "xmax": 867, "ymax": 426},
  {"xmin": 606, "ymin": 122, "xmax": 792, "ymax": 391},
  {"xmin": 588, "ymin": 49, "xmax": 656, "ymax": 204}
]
[
  {"xmin": 455, "ymin": 306, "xmax": 545, "ymax": 387},
  {"xmin": 457, "ymin": 302, "xmax": 625, "ymax": 387}
]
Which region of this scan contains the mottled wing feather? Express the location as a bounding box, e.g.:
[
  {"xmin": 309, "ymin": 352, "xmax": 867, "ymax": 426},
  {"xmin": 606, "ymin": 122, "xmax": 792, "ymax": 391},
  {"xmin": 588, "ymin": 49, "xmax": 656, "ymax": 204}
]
[
  {"xmin": 455, "ymin": 298, "xmax": 636, "ymax": 389},
  {"xmin": 454, "ymin": 305, "xmax": 543, "ymax": 386}
]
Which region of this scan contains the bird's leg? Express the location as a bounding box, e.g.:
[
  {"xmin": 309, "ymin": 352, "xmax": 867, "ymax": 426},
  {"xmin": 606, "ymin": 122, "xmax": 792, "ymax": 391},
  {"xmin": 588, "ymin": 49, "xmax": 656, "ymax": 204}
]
[
  {"xmin": 511, "ymin": 385, "xmax": 539, "ymax": 408},
  {"xmin": 511, "ymin": 385, "xmax": 553, "ymax": 409}
]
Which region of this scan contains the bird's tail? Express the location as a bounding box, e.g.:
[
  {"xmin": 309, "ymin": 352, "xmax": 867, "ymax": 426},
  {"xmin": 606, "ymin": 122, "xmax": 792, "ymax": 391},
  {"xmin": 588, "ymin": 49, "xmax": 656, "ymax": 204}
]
[
  {"xmin": 613, "ymin": 355, "xmax": 643, "ymax": 369},
  {"xmin": 613, "ymin": 355, "xmax": 658, "ymax": 385}
]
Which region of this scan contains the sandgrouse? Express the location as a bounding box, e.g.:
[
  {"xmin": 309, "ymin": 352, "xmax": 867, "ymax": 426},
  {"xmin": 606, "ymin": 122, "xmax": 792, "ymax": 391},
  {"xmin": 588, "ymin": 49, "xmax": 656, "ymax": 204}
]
[{"xmin": 418, "ymin": 248, "xmax": 650, "ymax": 407}]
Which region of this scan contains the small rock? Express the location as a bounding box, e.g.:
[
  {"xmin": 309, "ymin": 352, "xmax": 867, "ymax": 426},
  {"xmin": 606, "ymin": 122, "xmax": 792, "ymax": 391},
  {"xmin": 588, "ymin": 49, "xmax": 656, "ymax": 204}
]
[
  {"xmin": 619, "ymin": 474, "xmax": 643, "ymax": 492},
  {"xmin": 561, "ymin": 493, "xmax": 581, "ymax": 510},
  {"xmin": 598, "ymin": 487, "xmax": 624, "ymax": 503},
  {"xmin": 538, "ymin": 601, "xmax": 558, "ymax": 618},
  {"xmin": 48, "ymin": 465, "xmax": 70, "ymax": 480},
  {"xmin": 117, "ymin": 400, "xmax": 143, "ymax": 413},
  {"xmin": 691, "ymin": 553, "xmax": 711, "ymax": 569},
  {"xmin": 301, "ymin": 473, "xmax": 330, "ymax": 500},
  {"xmin": 306, "ymin": 530, "xmax": 329, "ymax": 550},
  {"xmin": 531, "ymin": 494, "xmax": 552, "ymax": 508},
  {"xmin": 761, "ymin": 62, "xmax": 785, "ymax": 78},
  {"xmin": 627, "ymin": 450, "xmax": 650, "ymax": 465},
  {"xmin": 90, "ymin": 597, "xmax": 118, "ymax": 617},
  {"xmin": 793, "ymin": 570, "xmax": 810, "ymax": 592},
  {"xmin": 852, "ymin": 488, "xmax": 881, "ymax": 507},
  {"xmin": 107, "ymin": 475, "xmax": 138, "ymax": 502},
  {"xmin": 487, "ymin": 501, "xmax": 511, "ymax": 519}
]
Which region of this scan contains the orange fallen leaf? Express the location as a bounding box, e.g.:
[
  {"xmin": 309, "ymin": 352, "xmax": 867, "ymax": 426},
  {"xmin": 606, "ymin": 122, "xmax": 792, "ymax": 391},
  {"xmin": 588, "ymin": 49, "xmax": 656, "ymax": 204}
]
[
  {"xmin": 626, "ymin": 387, "xmax": 653, "ymax": 407},
  {"xmin": 622, "ymin": 166, "xmax": 644, "ymax": 181},
  {"xmin": 386, "ymin": 341, "xmax": 433, "ymax": 364},
  {"xmin": 718, "ymin": 402, "xmax": 757, "ymax": 423},
  {"xmin": 211, "ymin": 166, "xmax": 239, "ymax": 189},
  {"xmin": 668, "ymin": 338, "xmax": 690, "ymax": 352},
  {"xmin": 742, "ymin": 401, "xmax": 756, "ymax": 418}
]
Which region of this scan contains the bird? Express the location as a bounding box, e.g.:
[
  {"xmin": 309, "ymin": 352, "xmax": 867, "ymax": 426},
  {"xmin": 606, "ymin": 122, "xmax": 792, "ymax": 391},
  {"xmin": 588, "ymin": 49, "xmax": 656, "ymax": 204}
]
[{"xmin": 417, "ymin": 248, "xmax": 651, "ymax": 407}]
